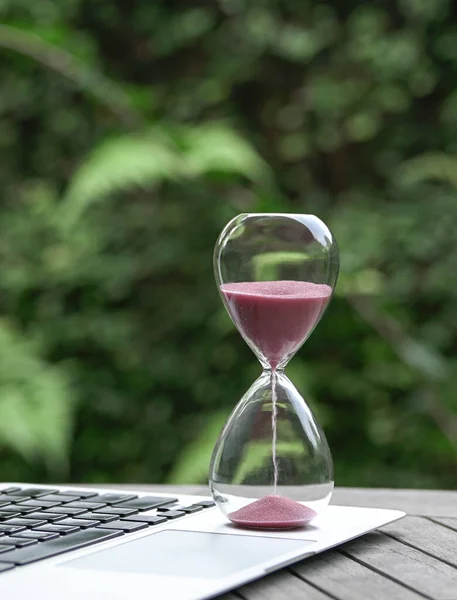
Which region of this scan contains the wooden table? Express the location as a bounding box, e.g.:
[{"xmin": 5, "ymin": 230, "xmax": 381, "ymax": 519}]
[{"xmin": 105, "ymin": 485, "xmax": 457, "ymax": 600}]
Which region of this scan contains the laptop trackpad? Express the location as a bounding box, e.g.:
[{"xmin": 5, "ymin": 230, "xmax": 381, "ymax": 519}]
[{"xmin": 63, "ymin": 530, "xmax": 315, "ymax": 579}]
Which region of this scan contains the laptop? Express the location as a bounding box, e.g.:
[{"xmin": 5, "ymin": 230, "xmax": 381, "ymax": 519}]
[{"xmin": 0, "ymin": 482, "xmax": 404, "ymax": 599}]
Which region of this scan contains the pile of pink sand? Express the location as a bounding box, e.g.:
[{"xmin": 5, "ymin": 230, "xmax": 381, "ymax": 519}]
[
  {"xmin": 221, "ymin": 280, "xmax": 331, "ymax": 369},
  {"xmin": 228, "ymin": 495, "xmax": 317, "ymax": 529}
]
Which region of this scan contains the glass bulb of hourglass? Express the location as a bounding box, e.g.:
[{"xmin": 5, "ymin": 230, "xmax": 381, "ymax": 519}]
[{"xmin": 210, "ymin": 213, "xmax": 339, "ymax": 529}]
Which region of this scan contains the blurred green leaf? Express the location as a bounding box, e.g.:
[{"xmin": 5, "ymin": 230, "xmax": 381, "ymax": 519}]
[
  {"xmin": 253, "ymin": 251, "xmax": 310, "ymax": 281},
  {"xmin": 397, "ymin": 153, "xmax": 457, "ymax": 187},
  {"xmin": 61, "ymin": 132, "xmax": 179, "ymax": 225},
  {"xmin": 0, "ymin": 24, "xmax": 138, "ymax": 124},
  {"xmin": 61, "ymin": 124, "xmax": 270, "ymax": 225},
  {"xmin": 233, "ymin": 440, "xmax": 302, "ymax": 485},
  {"xmin": 0, "ymin": 321, "xmax": 74, "ymax": 474},
  {"xmin": 181, "ymin": 124, "xmax": 271, "ymax": 183},
  {"xmin": 336, "ymin": 269, "xmax": 385, "ymax": 296},
  {"xmin": 397, "ymin": 338, "xmax": 448, "ymax": 381},
  {"xmin": 167, "ymin": 411, "xmax": 230, "ymax": 484}
]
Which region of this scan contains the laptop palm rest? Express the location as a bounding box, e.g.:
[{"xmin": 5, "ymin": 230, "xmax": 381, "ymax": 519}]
[{"xmin": 61, "ymin": 530, "xmax": 316, "ymax": 579}]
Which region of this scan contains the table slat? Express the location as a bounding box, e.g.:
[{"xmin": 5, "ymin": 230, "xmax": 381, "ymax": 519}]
[
  {"xmin": 342, "ymin": 529, "xmax": 457, "ymax": 600},
  {"xmin": 429, "ymin": 517, "xmax": 457, "ymax": 532},
  {"xmin": 238, "ymin": 570, "xmax": 332, "ymax": 600},
  {"xmin": 382, "ymin": 516, "xmax": 457, "ymax": 568},
  {"xmin": 291, "ymin": 550, "xmax": 426, "ymax": 600}
]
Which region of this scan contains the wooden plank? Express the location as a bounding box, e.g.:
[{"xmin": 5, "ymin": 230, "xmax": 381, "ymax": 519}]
[
  {"xmin": 342, "ymin": 531, "xmax": 457, "ymax": 600},
  {"xmin": 332, "ymin": 488, "xmax": 457, "ymax": 518},
  {"xmin": 237, "ymin": 570, "xmax": 332, "ymax": 600},
  {"xmin": 291, "ymin": 550, "xmax": 425, "ymax": 600},
  {"xmin": 382, "ymin": 516, "xmax": 457, "ymax": 568},
  {"xmin": 430, "ymin": 517, "xmax": 457, "ymax": 532}
]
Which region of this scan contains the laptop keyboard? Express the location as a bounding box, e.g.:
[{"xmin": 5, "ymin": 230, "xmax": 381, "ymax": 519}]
[{"xmin": 0, "ymin": 486, "xmax": 214, "ymax": 572}]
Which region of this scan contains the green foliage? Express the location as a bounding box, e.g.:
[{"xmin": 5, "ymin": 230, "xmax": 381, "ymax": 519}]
[
  {"xmin": 254, "ymin": 252, "xmax": 310, "ymax": 281},
  {"xmin": 167, "ymin": 410, "xmax": 230, "ymax": 484},
  {"xmin": 0, "ymin": 321, "xmax": 74, "ymax": 474},
  {"xmin": 397, "ymin": 153, "xmax": 457, "ymax": 187},
  {"xmin": 62, "ymin": 123, "xmax": 268, "ymax": 225},
  {"xmin": 0, "ymin": 0, "xmax": 456, "ymax": 489},
  {"xmin": 61, "ymin": 132, "xmax": 180, "ymax": 225}
]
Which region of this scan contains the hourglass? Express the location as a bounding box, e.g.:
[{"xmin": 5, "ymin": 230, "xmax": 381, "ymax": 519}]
[{"xmin": 210, "ymin": 213, "xmax": 339, "ymax": 529}]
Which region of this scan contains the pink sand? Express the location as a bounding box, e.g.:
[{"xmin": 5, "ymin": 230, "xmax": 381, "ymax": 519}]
[
  {"xmin": 221, "ymin": 281, "xmax": 331, "ymax": 368},
  {"xmin": 228, "ymin": 495, "xmax": 317, "ymax": 529}
]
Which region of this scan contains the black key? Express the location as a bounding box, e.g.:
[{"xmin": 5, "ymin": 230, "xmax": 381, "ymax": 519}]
[
  {"xmin": 176, "ymin": 505, "xmax": 204, "ymax": 514},
  {"xmin": 78, "ymin": 512, "xmax": 118, "ymax": 524},
  {"xmin": 183, "ymin": 505, "xmax": 204, "ymax": 513},
  {"xmin": 65, "ymin": 501, "xmax": 106, "ymax": 511},
  {"xmin": 158, "ymin": 504, "xmax": 202, "ymax": 514},
  {"xmin": 0, "ymin": 487, "xmax": 20, "ymax": 494},
  {"xmin": 0, "ymin": 562, "xmax": 14, "ymax": 572},
  {"xmin": 0, "ymin": 528, "xmax": 122, "ymax": 565},
  {"xmin": 159, "ymin": 510, "xmax": 186, "ymax": 520},
  {"xmin": 2, "ymin": 505, "xmax": 35, "ymax": 515},
  {"xmin": 96, "ymin": 520, "xmax": 147, "ymax": 533},
  {"xmin": 87, "ymin": 493, "xmax": 138, "ymax": 505},
  {"xmin": 0, "ymin": 537, "xmax": 37, "ymax": 547},
  {"xmin": 59, "ymin": 490, "xmax": 97, "ymax": 499},
  {"xmin": 194, "ymin": 500, "xmax": 215, "ymax": 508},
  {"xmin": 0, "ymin": 495, "xmax": 30, "ymax": 503},
  {"xmin": 56, "ymin": 518, "xmax": 100, "ymax": 529},
  {"xmin": 0, "ymin": 545, "xmax": 12, "ymax": 553},
  {"xmin": 33, "ymin": 524, "xmax": 81, "ymax": 536},
  {"xmin": 9, "ymin": 488, "xmax": 58, "ymax": 498},
  {"xmin": 21, "ymin": 512, "xmax": 66, "ymax": 523},
  {"xmin": 0, "ymin": 510, "xmax": 21, "ymax": 520},
  {"xmin": 4, "ymin": 490, "xmax": 33, "ymax": 498},
  {"xmin": 124, "ymin": 514, "xmax": 168, "ymax": 526},
  {"xmin": 44, "ymin": 507, "xmax": 88, "ymax": 516},
  {"xmin": 17, "ymin": 500, "xmax": 62, "ymax": 509},
  {"xmin": 116, "ymin": 497, "xmax": 177, "ymax": 511},
  {"xmin": 96, "ymin": 507, "xmax": 138, "ymax": 517},
  {"xmin": 0, "ymin": 523, "xmax": 26, "ymax": 534},
  {"xmin": 38, "ymin": 494, "xmax": 76, "ymax": 504},
  {"xmin": 2, "ymin": 517, "xmax": 47, "ymax": 528},
  {"xmin": 14, "ymin": 531, "xmax": 59, "ymax": 542}
]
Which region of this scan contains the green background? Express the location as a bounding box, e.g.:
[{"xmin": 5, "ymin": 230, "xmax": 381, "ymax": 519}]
[{"xmin": 0, "ymin": 0, "xmax": 456, "ymax": 489}]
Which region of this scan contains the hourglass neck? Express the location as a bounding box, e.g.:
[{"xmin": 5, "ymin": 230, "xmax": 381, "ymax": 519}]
[{"xmin": 263, "ymin": 365, "xmax": 286, "ymax": 375}]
